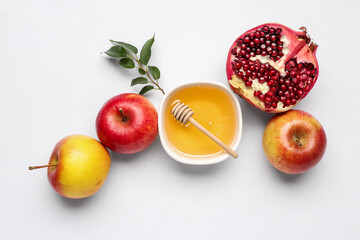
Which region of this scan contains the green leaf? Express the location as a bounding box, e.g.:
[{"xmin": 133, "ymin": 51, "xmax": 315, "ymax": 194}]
[
  {"xmin": 104, "ymin": 46, "xmax": 127, "ymax": 58},
  {"xmin": 110, "ymin": 40, "xmax": 138, "ymax": 54},
  {"xmin": 148, "ymin": 66, "xmax": 160, "ymax": 80},
  {"xmin": 138, "ymin": 68, "xmax": 146, "ymax": 75},
  {"xmin": 139, "ymin": 34, "xmax": 155, "ymax": 65},
  {"xmin": 119, "ymin": 58, "xmax": 135, "ymax": 69},
  {"xmin": 139, "ymin": 85, "xmax": 154, "ymax": 95},
  {"xmin": 131, "ymin": 77, "xmax": 148, "ymax": 86}
]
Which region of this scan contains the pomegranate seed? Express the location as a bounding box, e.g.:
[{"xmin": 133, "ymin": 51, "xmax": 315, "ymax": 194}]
[
  {"xmin": 307, "ymin": 78, "xmax": 313, "ymax": 85},
  {"xmin": 251, "ymin": 72, "xmax": 257, "ymax": 79},
  {"xmin": 270, "ymin": 75, "xmax": 279, "ymax": 81},
  {"xmin": 310, "ymin": 69, "xmax": 316, "ymax": 75},
  {"xmin": 254, "ymin": 38, "xmax": 260, "ymax": 44},
  {"xmin": 266, "ymin": 91, "xmax": 274, "ymax": 97},
  {"xmin": 245, "ymin": 53, "xmax": 250, "ymax": 59},
  {"xmin": 262, "ymin": 26, "xmax": 269, "ymax": 33},
  {"xmin": 297, "ymin": 90, "xmax": 304, "ymax": 96},
  {"xmin": 297, "ymin": 82, "xmax": 305, "ymax": 89},
  {"xmin": 260, "ymin": 44, "xmax": 266, "ymax": 50},
  {"xmin": 259, "ymin": 94, "xmax": 264, "ymax": 100},
  {"xmin": 243, "ymin": 75, "xmax": 249, "ymax": 81},
  {"xmin": 245, "ymin": 81, "xmax": 252, "ymax": 86},
  {"xmin": 245, "ymin": 70, "xmax": 251, "ymax": 76},
  {"xmin": 267, "ymin": 47, "xmax": 272, "ymax": 53},
  {"xmin": 277, "ymin": 45, "xmax": 283, "ymax": 51},
  {"xmin": 290, "ymin": 92, "xmax": 295, "ymax": 98},
  {"xmin": 260, "ymin": 37, "xmax": 265, "ymax": 43},
  {"xmin": 298, "ymin": 63, "xmax": 304, "ymax": 70},
  {"xmin": 275, "ymin": 56, "xmax": 281, "ymax": 61},
  {"xmin": 271, "ymin": 50, "xmax": 277, "ymax": 56},
  {"xmin": 265, "ymin": 40, "xmax": 271, "ymax": 46},
  {"xmin": 249, "ymin": 41, "xmax": 255, "ymax": 47},
  {"xmin": 249, "ymin": 32, "xmax": 255, "ymax": 38},
  {"xmin": 286, "ymin": 99, "xmax": 291, "ymax": 105},
  {"xmin": 250, "ymin": 52, "xmax": 255, "ymax": 57},
  {"xmin": 249, "ymin": 65, "xmax": 255, "ymax": 71},
  {"xmin": 240, "ymin": 59, "xmax": 247, "ymax": 65},
  {"xmin": 237, "ymin": 39, "xmax": 244, "ymax": 44},
  {"xmin": 255, "ymin": 32, "xmax": 261, "ymax": 38},
  {"xmin": 271, "ymin": 43, "xmax": 277, "ymax": 49},
  {"xmin": 260, "ymin": 31, "xmax": 265, "ymax": 37},
  {"xmin": 234, "ymin": 62, "xmax": 241, "ymax": 69},
  {"xmin": 269, "ymin": 69, "xmax": 276, "ymax": 76},
  {"xmin": 304, "ymin": 86, "xmax": 310, "ymax": 91},
  {"xmin": 280, "ymin": 96, "xmax": 286, "ymax": 102},
  {"xmin": 231, "ymin": 48, "xmax": 237, "ymax": 55},
  {"xmin": 267, "ymin": 80, "xmax": 275, "ymax": 86},
  {"xmin": 290, "ymin": 70, "xmax": 297, "ymax": 77},
  {"xmin": 275, "ymin": 28, "xmax": 282, "ymax": 35},
  {"xmin": 259, "ymin": 76, "xmax": 265, "ymax": 83},
  {"xmin": 270, "ymin": 86, "xmax": 277, "ymax": 92},
  {"xmin": 285, "ymin": 79, "xmax": 291, "ymax": 86},
  {"xmin": 264, "ymin": 96, "xmax": 272, "ymax": 103},
  {"xmin": 288, "ymin": 86, "xmax": 293, "ymax": 92},
  {"xmin": 278, "ymin": 90, "xmax": 284, "ymax": 96},
  {"xmin": 261, "ymin": 51, "xmax": 267, "ymax": 56},
  {"xmin": 286, "ymin": 59, "xmax": 296, "ymax": 69},
  {"xmin": 300, "ymin": 74, "xmax": 308, "ymax": 81},
  {"xmin": 270, "ymin": 35, "xmax": 277, "ymax": 42},
  {"xmin": 280, "ymin": 84, "xmax": 286, "ymax": 90},
  {"xmin": 272, "ymin": 102, "xmax": 278, "ymax": 108},
  {"xmin": 244, "ymin": 36, "xmax": 250, "ymax": 43},
  {"xmin": 291, "ymin": 78, "xmax": 299, "ymax": 85},
  {"xmin": 254, "ymin": 91, "xmax": 261, "ymax": 97},
  {"xmin": 291, "ymin": 98, "xmax": 297, "ymax": 104}
]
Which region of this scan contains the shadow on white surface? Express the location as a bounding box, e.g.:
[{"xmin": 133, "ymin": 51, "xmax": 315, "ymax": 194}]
[{"xmin": 56, "ymin": 192, "xmax": 97, "ymax": 208}]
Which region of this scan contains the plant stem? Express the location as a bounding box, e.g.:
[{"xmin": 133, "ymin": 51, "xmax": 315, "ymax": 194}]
[{"xmin": 128, "ymin": 54, "xmax": 165, "ymax": 95}]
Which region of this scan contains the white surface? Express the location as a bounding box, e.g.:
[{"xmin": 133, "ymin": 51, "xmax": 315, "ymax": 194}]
[{"xmin": 1, "ymin": 0, "xmax": 359, "ymax": 239}]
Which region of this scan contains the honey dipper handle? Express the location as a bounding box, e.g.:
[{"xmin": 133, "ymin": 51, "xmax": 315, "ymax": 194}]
[{"xmin": 188, "ymin": 117, "xmax": 238, "ymax": 159}]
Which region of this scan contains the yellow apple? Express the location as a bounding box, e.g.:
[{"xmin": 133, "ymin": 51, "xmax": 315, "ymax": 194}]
[{"xmin": 31, "ymin": 134, "xmax": 111, "ymax": 199}]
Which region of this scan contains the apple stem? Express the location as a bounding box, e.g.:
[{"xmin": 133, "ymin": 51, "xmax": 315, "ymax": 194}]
[
  {"xmin": 28, "ymin": 164, "xmax": 57, "ymax": 170},
  {"xmin": 119, "ymin": 108, "xmax": 128, "ymax": 122}
]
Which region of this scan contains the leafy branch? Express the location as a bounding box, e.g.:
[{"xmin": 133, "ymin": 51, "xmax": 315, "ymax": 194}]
[{"xmin": 103, "ymin": 34, "xmax": 165, "ymax": 95}]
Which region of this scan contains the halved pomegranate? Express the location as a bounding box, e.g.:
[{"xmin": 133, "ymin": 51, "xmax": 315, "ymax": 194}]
[{"xmin": 226, "ymin": 23, "xmax": 319, "ymax": 113}]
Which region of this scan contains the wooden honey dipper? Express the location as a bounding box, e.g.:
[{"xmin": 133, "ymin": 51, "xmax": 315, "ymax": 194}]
[{"xmin": 171, "ymin": 100, "xmax": 238, "ymax": 158}]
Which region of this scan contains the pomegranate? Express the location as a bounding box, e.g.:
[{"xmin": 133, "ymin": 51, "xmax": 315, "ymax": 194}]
[{"xmin": 226, "ymin": 23, "xmax": 319, "ymax": 113}]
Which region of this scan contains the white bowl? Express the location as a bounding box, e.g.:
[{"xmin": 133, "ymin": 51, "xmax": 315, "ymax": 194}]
[{"xmin": 158, "ymin": 81, "xmax": 243, "ymax": 165}]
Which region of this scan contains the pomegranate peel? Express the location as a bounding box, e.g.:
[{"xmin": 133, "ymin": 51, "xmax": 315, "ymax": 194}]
[{"xmin": 226, "ymin": 23, "xmax": 319, "ymax": 113}]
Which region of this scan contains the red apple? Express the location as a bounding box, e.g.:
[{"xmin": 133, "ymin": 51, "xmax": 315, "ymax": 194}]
[
  {"xmin": 262, "ymin": 110, "xmax": 327, "ymax": 174},
  {"xmin": 96, "ymin": 93, "xmax": 158, "ymax": 154}
]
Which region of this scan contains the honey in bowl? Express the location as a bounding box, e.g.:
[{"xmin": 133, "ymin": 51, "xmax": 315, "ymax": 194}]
[{"xmin": 164, "ymin": 85, "xmax": 238, "ymax": 158}]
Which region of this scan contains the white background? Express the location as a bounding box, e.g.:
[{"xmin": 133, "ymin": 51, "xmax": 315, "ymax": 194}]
[{"xmin": 1, "ymin": 0, "xmax": 359, "ymax": 239}]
